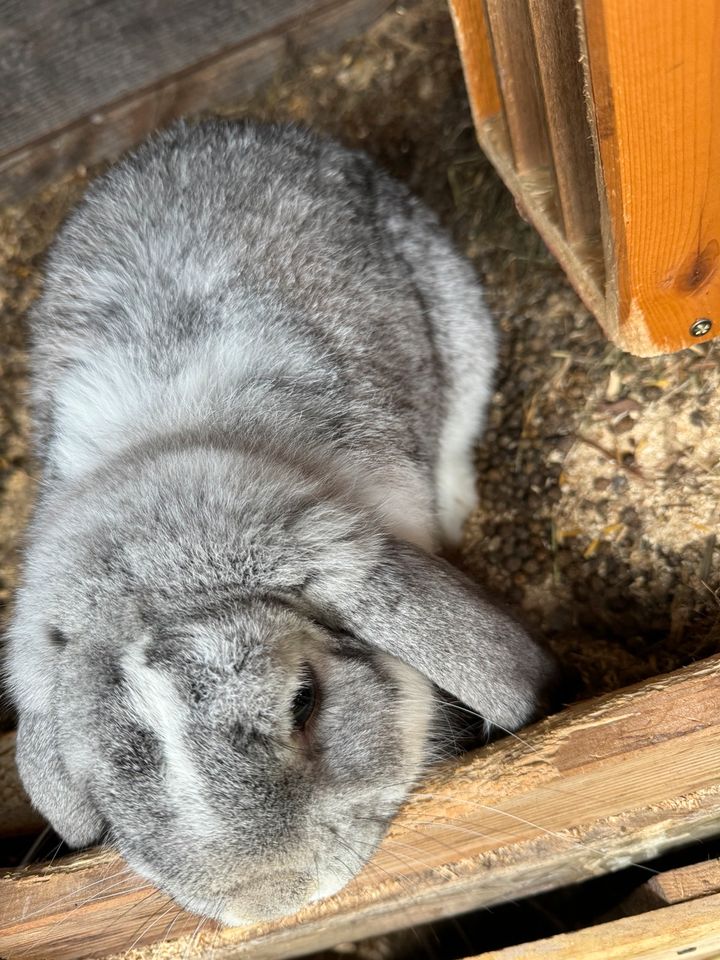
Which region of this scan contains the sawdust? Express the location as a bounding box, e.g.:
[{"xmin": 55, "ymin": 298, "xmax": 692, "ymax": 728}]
[{"xmin": 560, "ymin": 364, "xmax": 720, "ymax": 557}]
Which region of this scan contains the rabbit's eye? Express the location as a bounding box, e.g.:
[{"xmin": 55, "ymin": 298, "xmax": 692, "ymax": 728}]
[{"xmin": 291, "ymin": 667, "xmax": 319, "ymax": 731}]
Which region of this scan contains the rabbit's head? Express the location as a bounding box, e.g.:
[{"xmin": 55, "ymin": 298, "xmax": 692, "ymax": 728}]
[{"xmin": 7, "ymin": 447, "xmax": 557, "ymax": 923}]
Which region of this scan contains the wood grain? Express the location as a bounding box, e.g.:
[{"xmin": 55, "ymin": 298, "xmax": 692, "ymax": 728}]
[
  {"xmin": 475, "ymin": 890, "xmax": 720, "ymax": 960},
  {"xmin": 528, "ymin": 0, "xmax": 600, "ymax": 249},
  {"xmin": 0, "ymin": 0, "xmax": 379, "ymax": 155},
  {"xmin": 475, "ymin": 114, "xmax": 606, "ymax": 324},
  {"xmin": 612, "ymin": 857, "xmax": 720, "ymax": 918},
  {"xmin": 2, "ymin": 654, "xmax": 720, "ymax": 959},
  {"xmin": 579, "ymin": 0, "xmax": 720, "ymax": 354},
  {"xmin": 0, "ymin": 0, "xmax": 392, "ymax": 202},
  {"xmin": 483, "ymin": 0, "xmax": 553, "ymax": 179},
  {"xmin": 0, "ymin": 0, "xmax": 309, "ymax": 154},
  {"xmin": 447, "ymin": 0, "xmax": 501, "ymax": 125},
  {"xmin": 646, "ymin": 859, "xmax": 720, "ymax": 907},
  {"xmin": 449, "ymin": 4, "xmax": 606, "ymax": 328},
  {"xmin": 454, "ymin": 0, "xmax": 720, "ymax": 356}
]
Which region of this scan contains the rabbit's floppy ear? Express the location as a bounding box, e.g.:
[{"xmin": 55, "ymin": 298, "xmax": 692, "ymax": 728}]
[
  {"xmin": 304, "ymin": 536, "xmax": 559, "ymax": 731},
  {"xmin": 15, "ymin": 712, "xmax": 105, "ymax": 847}
]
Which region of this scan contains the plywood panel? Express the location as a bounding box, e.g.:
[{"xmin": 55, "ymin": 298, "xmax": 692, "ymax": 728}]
[{"xmin": 0, "ymin": 0, "xmax": 359, "ymax": 155}]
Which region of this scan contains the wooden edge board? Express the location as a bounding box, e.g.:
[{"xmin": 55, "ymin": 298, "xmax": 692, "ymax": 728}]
[
  {"xmin": 473, "ymin": 889, "xmax": 720, "ymax": 960},
  {"xmin": 483, "ymin": 0, "xmax": 554, "ymax": 179},
  {"xmin": 448, "ymin": 1, "xmax": 609, "ymax": 344},
  {"xmin": 572, "ymin": 0, "xmax": 620, "ymax": 347},
  {"xmin": 451, "ymin": 0, "xmax": 609, "ymax": 347},
  {"xmin": 447, "ymin": 0, "xmax": 501, "ymax": 122},
  {"xmin": 1, "ymin": 653, "xmax": 720, "ymax": 959},
  {"xmin": 576, "ymin": 0, "xmax": 720, "ymax": 355},
  {"xmin": 609, "ymin": 856, "xmax": 720, "ymax": 920},
  {"xmin": 475, "ymin": 114, "xmax": 607, "ymax": 329},
  {"xmin": 527, "ymin": 0, "xmax": 601, "ymax": 249},
  {"xmin": 0, "ymin": 0, "xmax": 393, "ymax": 204}
]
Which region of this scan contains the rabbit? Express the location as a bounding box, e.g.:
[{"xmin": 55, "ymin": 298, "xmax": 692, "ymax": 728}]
[{"xmin": 5, "ymin": 119, "xmax": 559, "ymax": 925}]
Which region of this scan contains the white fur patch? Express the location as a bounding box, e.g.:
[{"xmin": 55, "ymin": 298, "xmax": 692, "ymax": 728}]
[
  {"xmin": 362, "ymin": 465, "xmax": 438, "ymax": 551},
  {"xmin": 50, "ymin": 320, "xmax": 319, "ymax": 482},
  {"xmin": 435, "ymin": 442, "xmax": 480, "ymax": 546},
  {"xmin": 378, "ymin": 651, "xmax": 435, "ymax": 782},
  {"xmin": 121, "ymin": 642, "xmax": 219, "ymax": 837}
]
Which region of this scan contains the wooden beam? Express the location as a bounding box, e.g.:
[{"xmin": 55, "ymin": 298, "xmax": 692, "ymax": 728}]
[
  {"xmin": 473, "ymin": 113, "xmax": 607, "ymax": 324},
  {"xmin": 0, "ymin": 0, "xmax": 392, "ymax": 202},
  {"xmin": 474, "ymin": 890, "xmax": 720, "ymax": 960},
  {"xmin": 642, "ymin": 859, "xmax": 720, "ymax": 908},
  {"xmin": 447, "ymin": 0, "xmax": 501, "ymax": 125},
  {"xmin": 578, "ymin": 0, "xmax": 720, "ymax": 355},
  {"xmin": 528, "ymin": 0, "xmax": 601, "ymax": 249},
  {"xmin": 483, "ymin": 0, "xmax": 554, "ymax": 178},
  {"xmin": 1, "ymin": 654, "xmax": 720, "ymax": 960},
  {"xmin": 610, "ymin": 857, "xmax": 720, "ymax": 919}
]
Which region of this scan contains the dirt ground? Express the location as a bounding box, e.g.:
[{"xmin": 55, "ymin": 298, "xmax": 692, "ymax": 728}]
[{"xmin": 0, "ymin": 0, "xmax": 719, "ymax": 954}]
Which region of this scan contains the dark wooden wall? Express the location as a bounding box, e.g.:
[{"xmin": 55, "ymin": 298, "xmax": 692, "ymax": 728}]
[{"xmin": 0, "ymin": 0, "xmax": 391, "ymax": 201}]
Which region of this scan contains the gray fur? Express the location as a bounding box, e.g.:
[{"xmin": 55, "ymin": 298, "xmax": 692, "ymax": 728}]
[{"xmin": 6, "ymin": 120, "xmax": 558, "ymax": 923}]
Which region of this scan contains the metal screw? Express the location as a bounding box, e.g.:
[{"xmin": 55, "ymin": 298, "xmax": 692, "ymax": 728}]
[{"xmin": 690, "ymin": 318, "xmax": 712, "ymax": 337}]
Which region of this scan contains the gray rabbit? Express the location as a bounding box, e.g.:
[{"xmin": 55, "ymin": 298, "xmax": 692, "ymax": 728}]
[{"xmin": 5, "ymin": 120, "xmax": 558, "ymax": 924}]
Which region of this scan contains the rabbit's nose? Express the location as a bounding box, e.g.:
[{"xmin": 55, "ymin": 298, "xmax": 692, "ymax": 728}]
[{"xmin": 221, "ymin": 872, "xmax": 317, "ymax": 926}]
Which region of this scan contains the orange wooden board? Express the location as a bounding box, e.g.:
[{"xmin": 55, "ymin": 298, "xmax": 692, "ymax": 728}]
[
  {"xmin": 580, "ymin": 0, "xmax": 720, "ymax": 354},
  {"xmin": 447, "ymin": 0, "xmax": 501, "ymax": 124}
]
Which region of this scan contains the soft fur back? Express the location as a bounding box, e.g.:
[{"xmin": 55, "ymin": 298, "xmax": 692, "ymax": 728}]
[{"xmin": 32, "ymin": 122, "xmax": 486, "ymax": 489}]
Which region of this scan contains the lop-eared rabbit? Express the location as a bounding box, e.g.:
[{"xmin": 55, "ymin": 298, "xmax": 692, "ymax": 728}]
[{"xmin": 6, "ymin": 120, "xmax": 557, "ymax": 923}]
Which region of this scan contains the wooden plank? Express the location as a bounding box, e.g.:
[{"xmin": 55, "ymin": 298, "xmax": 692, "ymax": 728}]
[
  {"xmin": 483, "ymin": 0, "xmax": 553, "ymax": 178},
  {"xmin": 449, "ymin": 0, "xmax": 606, "ymax": 323},
  {"xmin": 0, "ymin": 0, "xmax": 377, "ymax": 157},
  {"xmin": 0, "ymin": 731, "xmax": 45, "ymax": 840},
  {"xmin": 528, "ymin": 0, "xmax": 601, "ymax": 250},
  {"xmin": 645, "ymin": 859, "xmax": 720, "ymax": 907},
  {"xmin": 0, "ymin": 0, "xmax": 392, "ymax": 202},
  {"xmin": 474, "ymin": 113, "xmax": 606, "ymax": 324},
  {"xmin": 0, "ymin": 0, "xmax": 312, "ymax": 155},
  {"xmin": 578, "ymin": 0, "xmax": 720, "ymax": 355},
  {"xmin": 612, "ymin": 857, "xmax": 720, "ymax": 918},
  {"xmin": 1, "ymin": 654, "xmax": 720, "ymax": 960},
  {"xmin": 447, "ymin": 0, "xmax": 501, "ymax": 125},
  {"xmin": 474, "ymin": 890, "xmax": 720, "ymax": 960}
]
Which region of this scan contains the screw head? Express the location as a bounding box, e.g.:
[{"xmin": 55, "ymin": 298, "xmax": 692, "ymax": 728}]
[{"xmin": 690, "ymin": 318, "xmax": 712, "ymax": 337}]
